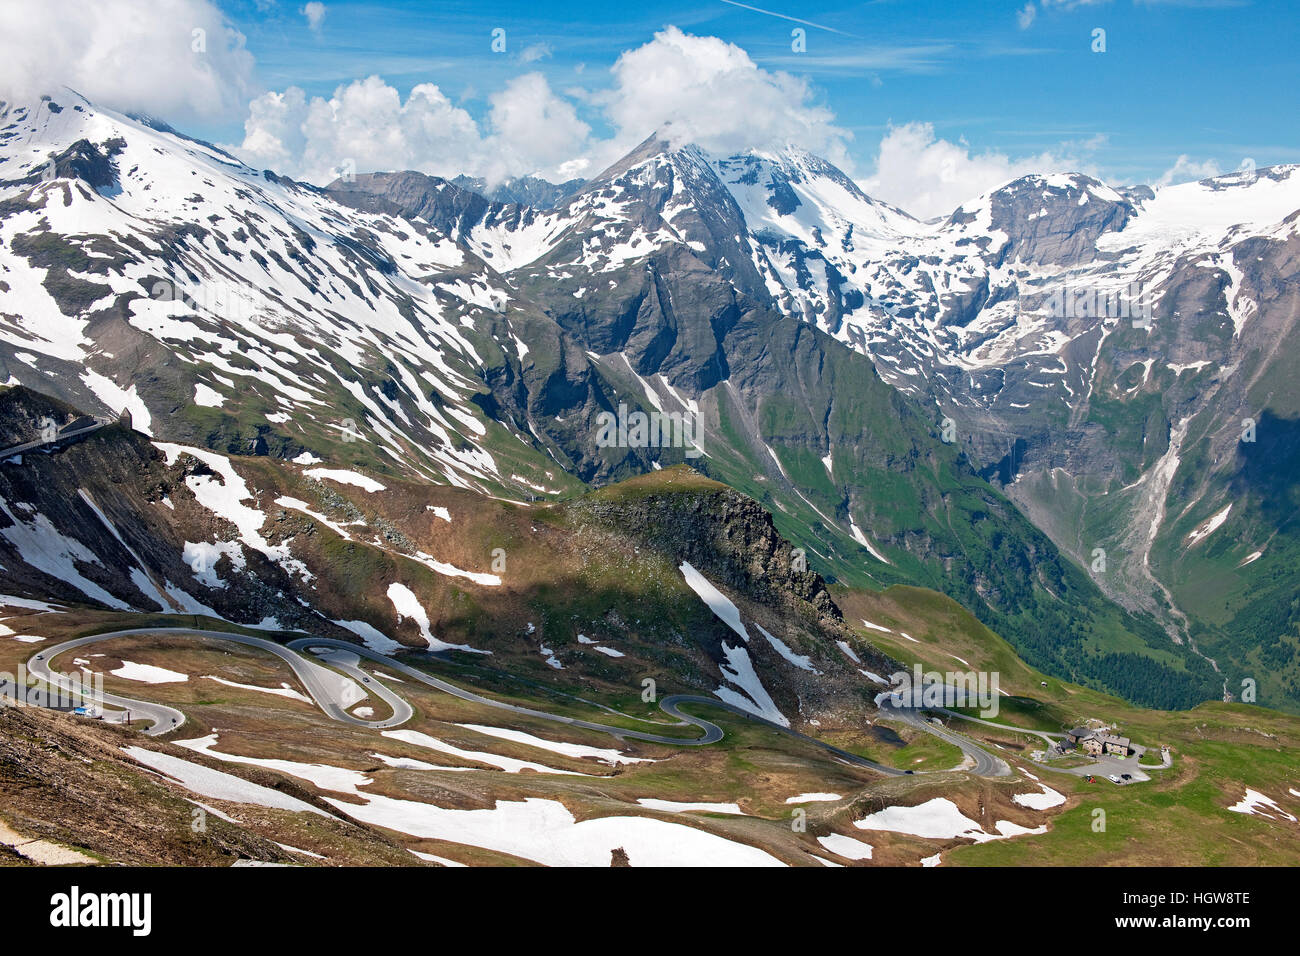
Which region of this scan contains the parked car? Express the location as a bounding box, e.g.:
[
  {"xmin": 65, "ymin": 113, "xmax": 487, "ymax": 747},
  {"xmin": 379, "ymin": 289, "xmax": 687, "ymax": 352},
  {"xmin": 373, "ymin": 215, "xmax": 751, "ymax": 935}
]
[{"xmin": 1108, "ymin": 774, "xmax": 1122, "ymax": 783}]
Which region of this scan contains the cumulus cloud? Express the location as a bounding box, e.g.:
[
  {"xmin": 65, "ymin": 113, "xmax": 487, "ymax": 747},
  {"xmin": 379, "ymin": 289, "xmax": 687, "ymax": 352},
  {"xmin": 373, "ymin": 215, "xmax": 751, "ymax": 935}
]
[
  {"xmin": 230, "ymin": 26, "xmax": 849, "ymax": 186},
  {"xmin": 1017, "ymin": 3, "xmax": 1038, "ymax": 29},
  {"xmin": 487, "ymin": 73, "xmax": 591, "ymax": 179},
  {"xmin": 0, "ymin": 0, "xmax": 255, "ymax": 120},
  {"xmin": 1154, "ymin": 154, "xmax": 1221, "ymax": 187},
  {"xmin": 230, "ymin": 72, "xmax": 589, "ymax": 185},
  {"xmin": 232, "ymin": 77, "xmax": 484, "ymax": 183},
  {"xmin": 222, "ymin": 24, "xmax": 1110, "ymax": 209},
  {"xmin": 598, "ymin": 26, "xmax": 851, "ymax": 166},
  {"xmin": 856, "ymin": 122, "xmax": 1100, "ymax": 219}
]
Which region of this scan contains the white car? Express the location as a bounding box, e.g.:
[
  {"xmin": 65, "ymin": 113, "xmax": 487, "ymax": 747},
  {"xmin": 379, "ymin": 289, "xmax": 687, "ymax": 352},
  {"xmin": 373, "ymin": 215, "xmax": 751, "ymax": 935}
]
[{"xmin": 1108, "ymin": 774, "xmax": 1122, "ymax": 783}]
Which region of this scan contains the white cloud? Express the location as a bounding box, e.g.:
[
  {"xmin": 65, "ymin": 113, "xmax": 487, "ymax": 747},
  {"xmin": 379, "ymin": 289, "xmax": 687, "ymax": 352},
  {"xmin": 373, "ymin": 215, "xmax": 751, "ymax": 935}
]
[
  {"xmin": 233, "ymin": 76, "xmax": 484, "ymax": 183},
  {"xmin": 1041, "ymin": 0, "xmax": 1112, "ymax": 9},
  {"xmin": 1154, "ymin": 154, "xmax": 1221, "ymax": 187},
  {"xmin": 598, "ymin": 26, "xmax": 851, "ymax": 166},
  {"xmin": 230, "ymin": 72, "xmax": 588, "ymax": 185},
  {"xmin": 857, "ymin": 122, "xmax": 1099, "ymax": 219},
  {"xmin": 1019, "ymin": 0, "xmax": 1113, "ymax": 28},
  {"xmin": 226, "ymin": 25, "xmax": 1114, "ymax": 211},
  {"xmin": 301, "ymin": 2, "xmax": 327, "ymax": 33},
  {"xmin": 234, "ymin": 87, "xmax": 309, "ymax": 173},
  {"xmin": 230, "ymin": 26, "xmax": 849, "ymax": 186},
  {"xmin": 486, "ymin": 73, "xmax": 591, "ymax": 180},
  {"xmin": 518, "ymin": 42, "xmax": 552, "ymax": 65},
  {"xmin": 0, "ymin": 0, "xmax": 255, "ymax": 120}
]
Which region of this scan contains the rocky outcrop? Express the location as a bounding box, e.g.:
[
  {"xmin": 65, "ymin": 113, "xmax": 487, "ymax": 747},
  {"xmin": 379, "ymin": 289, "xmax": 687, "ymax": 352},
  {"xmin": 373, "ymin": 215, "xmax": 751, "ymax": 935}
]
[{"xmin": 571, "ymin": 468, "xmax": 844, "ymax": 628}]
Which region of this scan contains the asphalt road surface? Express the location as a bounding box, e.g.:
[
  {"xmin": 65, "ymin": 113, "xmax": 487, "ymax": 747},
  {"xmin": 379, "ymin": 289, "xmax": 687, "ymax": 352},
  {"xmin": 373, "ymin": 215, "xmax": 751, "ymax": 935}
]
[
  {"xmin": 289, "ymin": 639, "xmax": 907, "ymax": 773},
  {"xmin": 27, "ymin": 634, "xmax": 186, "ymax": 736},
  {"xmin": 877, "ymin": 696, "xmax": 1012, "ymax": 777},
  {"xmin": 930, "ymin": 707, "xmax": 1171, "ymax": 783},
  {"xmin": 28, "ymin": 629, "xmax": 1015, "ymax": 778},
  {"xmin": 29, "ymin": 628, "xmax": 408, "ymax": 734},
  {"xmin": 296, "ymin": 644, "xmax": 413, "ymax": 728},
  {"xmin": 285, "ymin": 636, "xmax": 728, "ymax": 747}
]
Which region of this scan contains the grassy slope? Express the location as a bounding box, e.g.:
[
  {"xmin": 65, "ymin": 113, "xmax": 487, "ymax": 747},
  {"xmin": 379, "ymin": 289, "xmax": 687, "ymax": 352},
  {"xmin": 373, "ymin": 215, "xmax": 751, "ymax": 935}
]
[
  {"xmin": 836, "ymin": 582, "xmax": 1300, "ymax": 865},
  {"xmin": 5, "ymin": 567, "xmax": 1298, "ymax": 865},
  {"xmin": 13, "ymin": 579, "xmax": 1298, "ymax": 866},
  {"xmin": 693, "ymin": 334, "xmax": 1219, "ymax": 711}
]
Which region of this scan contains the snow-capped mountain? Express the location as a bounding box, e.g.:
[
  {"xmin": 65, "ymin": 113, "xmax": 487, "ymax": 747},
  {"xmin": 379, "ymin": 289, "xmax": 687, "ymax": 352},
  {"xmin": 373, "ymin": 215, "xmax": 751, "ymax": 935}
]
[
  {"xmin": 329, "ymin": 131, "xmax": 1300, "ymax": 704},
  {"xmin": 0, "ymin": 92, "xmax": 604, "ymax": 499},
  {"xmin": 4, "ymin": 90, "xmax": 1299, "ymax": 709},
  {"xmin": 713, "ymin": 151, "xmax": 1300, "ymax": 703}
]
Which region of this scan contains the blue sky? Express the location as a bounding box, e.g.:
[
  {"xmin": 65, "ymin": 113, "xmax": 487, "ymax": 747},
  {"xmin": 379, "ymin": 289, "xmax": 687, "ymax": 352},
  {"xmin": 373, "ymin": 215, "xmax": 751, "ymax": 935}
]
[
  {"xmin": 204, "ymin": 0, "xmax": 1297, "ymax": 184},
  {"xmin": 10, "ymin": 0, "xmax": 1287, "ymax": 216}
]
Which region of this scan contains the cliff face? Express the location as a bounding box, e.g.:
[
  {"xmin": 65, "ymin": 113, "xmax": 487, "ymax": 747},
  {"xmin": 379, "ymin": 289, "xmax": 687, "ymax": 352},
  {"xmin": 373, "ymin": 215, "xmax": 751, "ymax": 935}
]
[
  {"xmin": 561, "ymin": 468, "xmax": 901, "ymax": 726},
  {"xmin": 0, "ymin": 386, "xmax": 86, "ymax": 448},
  {"xmin": 573, "ymin": 469, "xmax": 844, "ymax": 627}
]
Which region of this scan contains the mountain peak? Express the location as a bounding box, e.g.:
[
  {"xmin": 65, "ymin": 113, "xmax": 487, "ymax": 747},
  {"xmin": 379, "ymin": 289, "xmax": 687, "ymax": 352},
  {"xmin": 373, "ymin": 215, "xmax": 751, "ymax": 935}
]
[
  {"xmin": 946, "ymin": 171, "xmax": 1134, "ymax": 265},
  {"xmin": 953, "ymin": 171, "xmax": 1123, "ymax": 216},
  {"xmin": 584, "ymin": 130, "xmax": 708, "ymax": 182}
]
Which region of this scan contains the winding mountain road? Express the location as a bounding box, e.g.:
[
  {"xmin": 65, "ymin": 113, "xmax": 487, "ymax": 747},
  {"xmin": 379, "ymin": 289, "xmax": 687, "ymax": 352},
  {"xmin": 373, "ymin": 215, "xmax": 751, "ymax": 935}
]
[
  {"xmin": 29, "ymin": 628, "xmax": 408, "ymax": 734},
  {"xmin": 27, "ymin": 629, "xmax": 1015, "ymax": 778},
  {"xmin": 287, "ymin": 636, "xmax": 909, "ymax": 774},
  {"xmin": 287, "ymin": 637, "xmax": 909, "ymax": 774},
  {"xmin": 876, "ymin": 695, "xmax": 1012, "ymax": 777},
  {"xmin": 296, "ymin": 644, "xmax": 413, "ymax": 728},
  {"xmin": 27, "ymin": 634, "xmax": 186, "ymax": 736}
]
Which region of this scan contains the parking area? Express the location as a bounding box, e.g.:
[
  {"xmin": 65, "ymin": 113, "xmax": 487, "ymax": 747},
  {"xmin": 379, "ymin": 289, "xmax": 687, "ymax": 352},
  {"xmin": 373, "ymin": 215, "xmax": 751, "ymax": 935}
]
[{"xmin": 1031, "ymin": 742, "xmax": 1171, "ymax": 784}]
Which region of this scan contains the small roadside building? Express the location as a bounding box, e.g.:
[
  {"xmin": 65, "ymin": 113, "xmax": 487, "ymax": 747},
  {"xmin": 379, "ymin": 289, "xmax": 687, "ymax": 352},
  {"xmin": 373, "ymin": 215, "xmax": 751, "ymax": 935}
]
[
  {"xmin": 1065, "ymin": 727, "xmax": 1132, "ymax": 757},
  {"xmin": 1098, "ymin": 734, "xmax": 1131, "ymax": 756}
]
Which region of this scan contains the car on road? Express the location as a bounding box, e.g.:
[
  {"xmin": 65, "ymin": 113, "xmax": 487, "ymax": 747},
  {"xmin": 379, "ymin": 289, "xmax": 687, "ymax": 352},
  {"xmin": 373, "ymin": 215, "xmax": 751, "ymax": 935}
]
[
  {"xmin": 1108, "ymin": 774, "xmax": 1122, "ymax": 783},
  {"xmin": 1121, "ymin": 773, "xmax": 1132, "ymax": 781}
]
